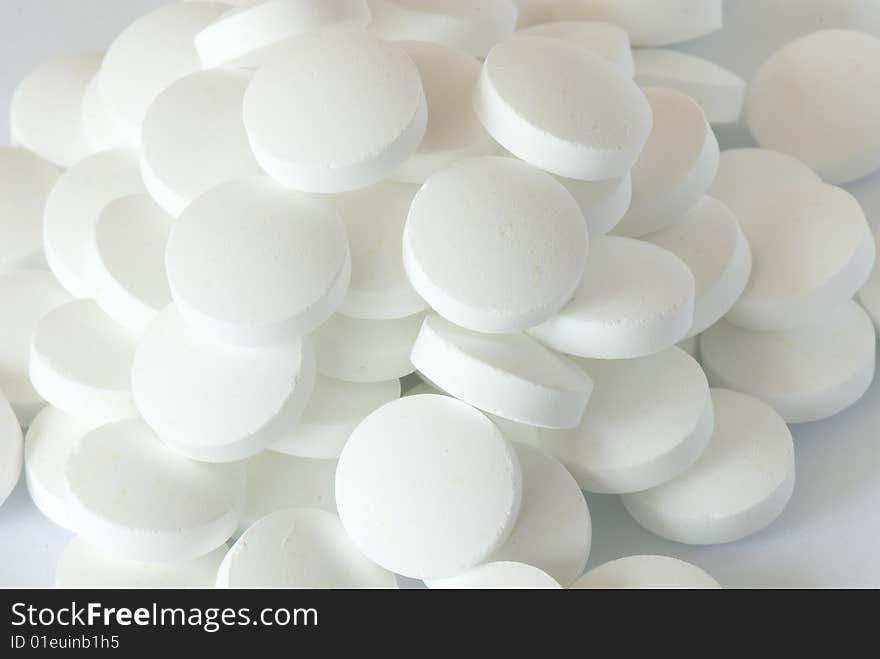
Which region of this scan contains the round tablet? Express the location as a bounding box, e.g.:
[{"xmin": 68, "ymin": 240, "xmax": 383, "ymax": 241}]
[
  {"xmin": 43, "ymin": 148, "xmax": 145, "ymax": 299},
  {"xmin": 0, "ymin": 270, "xmax": 72, "ymax": 425},
  {"xmin": 336, "ymin": 394, "xmax": 522, "ymax": 579},
  {"xmin": 529, "ymin": 236, "xmax": 695, "ymax": 359},
  {"xmin": 243, "ymin": 32, "xmax": 426, "ymax": 192},
  {"xmin": 81, "ymin": 73, "xmax": 130, "ymax": 153},
  {"xmin": 701, "ymin": 300, "xmax": 876, "ymax": 424},
  {"xmin": 99, "ymin": 2, "xmax": 229, "ymax": 143},
  {"xmin": 141, "ymin": 70, "xmax": 263, "ymax": 217},
  {"xmin": 313, "ymin": 312, "xmax": 424, "ymax": 383},
  {"xmin": 391, "ymin": 41, "xmax": 496, "ymax": 184},
  {"xmin": 747, "ymin": 30, "xmax": 880, "ymax": 184},
  {"xmin": 489, "ymin": 444, "xmax": 591, "ymax": 587},
  {"xmin": 572, "ymin": 555, "xmax": 720, "ymax": 589},
  {"xmin": 556, "ymin": 173, "xmax": 632, "ymax": 237},
  {"xmin": 242, "ymin": 453, "xmax": 337, "ymax": 529},
  {"xmin": 132, "ymin": 305, "xmax": 315, "ymax": 463},
  {"xmin": 633, "ymin": 49, "xmax": 746, "ymax": 124},
  {"xmin": 613, "ymin": 87, "xmax": 719, "ymax": 238},
  {"xmin": 218, "ymin": 508, "xmax": 397, "ymax": 588},
  {"xmin": 474, "ymin": 36, "xmax": 652, "ymax": 180},
  {"xmin": 411, "ymin": 313, "xmax": 593, "ymax": 429},
  {"xmin": 404, "ymin": 157, "xmax": 588, "ymax": 333},
  {"xmin": 10, "ymin": 52, "xmax": 99, "ymax": 168},
  {"xmin": 0, "ymin": 392, "xmax": 23, "ymax": 507},
  {"xmin": 24, "ymin": 406, "xmax": 97, "ymax": 529},
  {"xmin": 30, "ymin": 300, "xmax": 138, "ymax": 425},
  {"xmin": 66, "ymin": 418, "xmax": 245, "ymax": 561},
  {"xmin": 0, "ymin": 147, "xmax": 60, "ymax": 273},
  {"xmin": 858, "ymin": 232, "xmax": 880, "ymax": 332},
  {"xmin": 271, "ymin": 376, "xmax": 400, "ymax": 459},
  {"xmin": 56, "ymin": 536, "xmax": 225, "ymax": 588},
  {"xmin": 166, "ymin": 177, "xmax": 350, "ymax": 346},
  {"xmin": 426, "ymin": 561, "xmax": 561, "ymax": 589},
  {"xmin": 331, "ymin": 181, "xmax": 427, "ymax": 320},
  {"xmin": 515, "ymin": 21, "xmax": 634, "ymax": 78},
  {"xmin": 622, "ymin": 388, "xmax": 795, "ymax": 545},
  {"xmin": 196, "ymin": 0, "xmax": 371, "ymax": 68},
  {"xmin": 522, "ymin": 346, "xmax": 712, "ymax": 494},
  {"xmin": 86, "ymin": 194, "xmax": 172, "ymax": 335},
  {"xmin": 644, "ymin": 196, "xmax": 752, "ymax": 337},
  {"xmin": 369, "ymin": 0, "xmax": 518, "ymax": 58}
]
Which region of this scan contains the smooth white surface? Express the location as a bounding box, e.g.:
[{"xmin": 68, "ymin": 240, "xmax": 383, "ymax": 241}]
[
  {"xmin": 557, "ymin": 173, "xmax": 632, "ymax": 237},
  {"xmin": 515, "ymin": 20, "xmax": 634, "ymax": 78},
  {"xmin": 426, "ymin": 561, "xmax": 561, "ymax": 589},
  {"xmin": 242, "ymin": 454, "xmax": 337, "ymax": 528},
  {"xmin": 859, "ymin": 231, "xmax": 880, "ymax": 330},
  {"xmin": 0, "ymin": 392, "xmax": 23, "ymax": 507},
  {"xmin": 572, "ymin": 555, "xmax": 720, "ymax": 589}
]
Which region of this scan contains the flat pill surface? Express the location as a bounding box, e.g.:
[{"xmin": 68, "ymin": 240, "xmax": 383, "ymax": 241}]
[
  {"xmin": 426, "ymin": 561, "xmax": 561, "ymax": 589},
  {"xmin": 66, "ymin": 418, "xmax": 245, "ymax": 561},
  {"xmin": 859, "ymin": 231, "xmax": 880, "ymax": 331},
  {"xmin": 242, "ymin": 454, "xmax": 337, "ymax": 529},
  {"xmin": 132, "ymin": 305, "xmax": 315, "ymax": 463},
  {"xmin": 0, "ymin": 392, "xmax": 23, "ymax": 507},
  {"xmin": 336, "ymin": 394, "xmax": 522, "ymax": 579},
  {"xmin": 141, "ymin": 69, "xmax": 262, "ymax": 217},
  {"xmin": 410, "ymin": 313, "xmax": 593, "ymax": 429},
  {"xmin": 81, "ymin": 74, "xmax": 129, "ymax": 153},
  {"xmin": 613, "ymin": 87, "xmax": 719, "ymax": 238},
  {"xmin": 622, "ymin": 388, "xmax": 795, "ymax": 545},
  {"xmin": 218, "ymin": 508, "xmax": 397, "ymax": 588},
  {"xmin": 56, "ymin": 537, "xmax": 225, "ymax": 588},
  {"xmin": 166, "ymin": 177, "xmax": 350, "ymax": 346},
  {"xmin": 747, "ymin": 30, "xmax": 880, "ymax": 184},
  {"xmin": 572, "ymin": 555, "xmax": 720, "ymax": 589},
  {"xmin": 404, "ymin": 157, "xmax": 588, "ymax": 333},
  {"xmin": 515, "ymin": 20, "xmax": 634, "ymax": 78},
  {"xmin": 644, "ymin": 196, "xmax": 752, "ymax": 337},
  {"xmin": 474, "ymin": 36, "xmax": 652, "ymax": 180},
  {"xmin": 701, "ymin": 300, "xmax": 876, "ymax": 424},
  {"xmin": 243, "ymin": 32, "xmax": 426, "ymax": 192},
  {"xmin": 0, "ymin": 147, "xmax": 60, "ymax": 272},
  {"xmin": 530, "ymin": 236, "xmax": 695, "ymax": 359},
  {"xmin": 557, "ymin": 173, "xmax": 632, "ymax": 237},
  {"xmin": 523, "ymin": 346, "xmax": 712, "ymax": 494}
]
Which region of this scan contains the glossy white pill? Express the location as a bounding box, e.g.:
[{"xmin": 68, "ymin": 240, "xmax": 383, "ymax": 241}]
[
  {"xmin": 572, "ymin": 555, "xmax": 720, "ymax": 589},
  {"xmin": 426, "ymin": 561, "xmax": 561, "ymax": 589},
  {"xmin": 858, "ymin": 232, "xmax": 880, "ymax": 332},
  {"xmin": 556, "ymin": 174, "xmax": 632, "ymax": 237},
  {"xmin": 0, "ymin": 392, "xmax": 23, "ymax": 507},
  {"xmin": 515, "ymin": 21, "xmax": 634, "ymax": 78},
  {"xmin": 81, "ymin": 73, "xmax": 129, "ymax": 153},
  {"xmin": 242, "ymin": 454, "xmax": 337, "ymax": 529}
]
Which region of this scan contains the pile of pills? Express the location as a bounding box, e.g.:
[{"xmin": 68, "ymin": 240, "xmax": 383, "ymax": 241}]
[{"xmin": 0, "ymin": 0, "xmax": 878, "ymax": 589}]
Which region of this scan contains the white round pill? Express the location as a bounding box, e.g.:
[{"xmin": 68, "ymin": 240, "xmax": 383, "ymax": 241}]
[
  {"xmin": 0, "ymin": 392, "xmax": 23, "ymax": 507},
  {"xmin": 243, "ymin": 31, "xmax": 426, "ymax": 192},
  {"xmin": 530, "ymin": 236, "xmax": 695, "ymax": 359},
  {"xmin": 392, "ymin": 41, "xmax": 496, "ymax": 184},
  {"xmin": 242, "ymin": 454, "xmax": 337, "ymax": 529},
  {"xmin": 572, "ymin": 555, "xmax": 720, "ymax": 589},
  {"xmin": 644, "ymin": 196, "xmax": 752, "ymax": 337},
  {"xmin": 271, "ymin": 376, "xmax": 400, "ymax": 459},
  {"xmin": 166, "ymin": 177, "xmax": 350, "ymax": 346},
  {"xmin": 613, "ymin": 87, "xmax": 719, "ymax": 238},
  {"xmin": 218, "ymin": 508, "xmax": 397, "ymax": 588},
  {"xmin": 56, "ymin": 536, "xmax": 226, "ymax": 588},
  {"xmin": 426, "ymin": 561, "xmax": 561, "ymax": 589},
  {"xmin": 556, "ymin": 174, "xmax": 632, "ymax": 237},
  {"xmin": 43, "ymin": 148, "xmax": 145, "ymax": 299},
  {"xmin": 99, "ymin": 2, "xmax": 229, "ymax": 143},
  {"xmin": 132, "ymin": 305, "xmax": 315, "ymax": 463},
  {"xmin": 858, "ymin": 232, "xmax": 880, "ymax": 332},
  {"xmin": 475, "ymin": 36, "xmax": 652, "ymax": 180},
  {"xmin": 701, "ymin": 300, "xmax": 876, "ymax": 424},
  {"xmin": 633, "ymin": 49, "xmax": 746, "ymax": 125},
  {"xmin": 10, "ymin": 52, "xmax": 99, "ymax": 168},
  {"xmin": 0, "ymin": 147, "xmax": 60, "ymax": 273},
  {"xmin": 331, "ymin": 181, "xmax": 427, "ymax": 320},
  {"xmin": 81, "ymin": 73, "xmax": 130, "ymax": 153},
  {"xmin": 522, "ymin": 346, "xmax": 712, "ymax": 494},
  {"xmin": 336, "ymin": 394, "xmax": 522, "ymax": 579},
  {"xmin": 623, "ymin": 388, "xmax": 795, "ymax": 545},
  {"xmin": 411, "ymin": 313, "xmax": 593, "ymax": 429},
  {"xmin": 747, "ymin": 30, "xmax": 880, "ymax": 184},
  {"xmin": 515, "ymin": 21, "xmax": 634, "ymax": 78},
  {"xmin": 30, "ymin": 300, "xmax": 138, "ymax": 425},
  {"xmin": 0, "ymin": 270, "xmax": 72, "ymax": 425},
  {"xmin": 67, "ymin": 418, "xmax": 245, "ymax": 561},
  {"xmin": 141, "ymin": 69, "xmax": 263, "ymax": 217},
  {"xmin": 404, "ymin": 157, "xmax": 588, "ymax": 333}
]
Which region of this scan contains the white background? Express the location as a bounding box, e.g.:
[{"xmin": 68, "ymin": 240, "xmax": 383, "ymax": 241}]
[{"xmin": 1, "ymin": 0, "xmax": 878, "ymax": 587}]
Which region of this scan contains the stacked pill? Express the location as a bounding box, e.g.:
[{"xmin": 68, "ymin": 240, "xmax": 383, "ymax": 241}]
[{"xmin": 0, "ymin": 0, "xmax": 877, "ymax": 589}]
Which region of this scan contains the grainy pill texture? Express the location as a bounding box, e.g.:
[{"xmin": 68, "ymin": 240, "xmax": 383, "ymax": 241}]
[
  {"xmin": 474, "ymin": 37, "xmax": 652, "ymax": 180},
  {"xmin": 243, "ymin": 32, "xmax": 426, "ymax": 192},
  {"xmin": 858, "ymin": 232, "xmax": 880, "ymax": 331},
  {"xmin": 622, "ymin": 388, "xmax": 795, "ymax": 545},
  {"xmin": 336, "ymin": 395, "xmax": 522, "ymax": 579},
  {"xmin": 404, "ymin": 157, "xmax": 588, "ymax": 334},
  {"xmin": 515, "ymin": 20, "xmax": 634, "ymax": 78},
  {"xmin": 572, "ymin": 555, "xmax": 720, "ymax": 589},
  {"xmin": 166, "ymin": 177, "xmax": 350, "ymax": 346},
  {"xmin": 556, "ymin": 173, "xmax": 632, "ymax": 237},
  {"xmin": 426, "ymin": 561, "xmax": 561, "ymax": 589},
  {"xmin": 132, "ymin": 305, "xmax": 315, "ymax": 463},
  {"xmin": 66, "ymin": 418, "xmax": 245, "ymax": 561},
  {"xmin": 0, "ymin": 392, "xmax": 23, "ymax": 507},
  {"xmin": 218, "ymin": 508, "xmax": 397, "ymax": 588}
]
